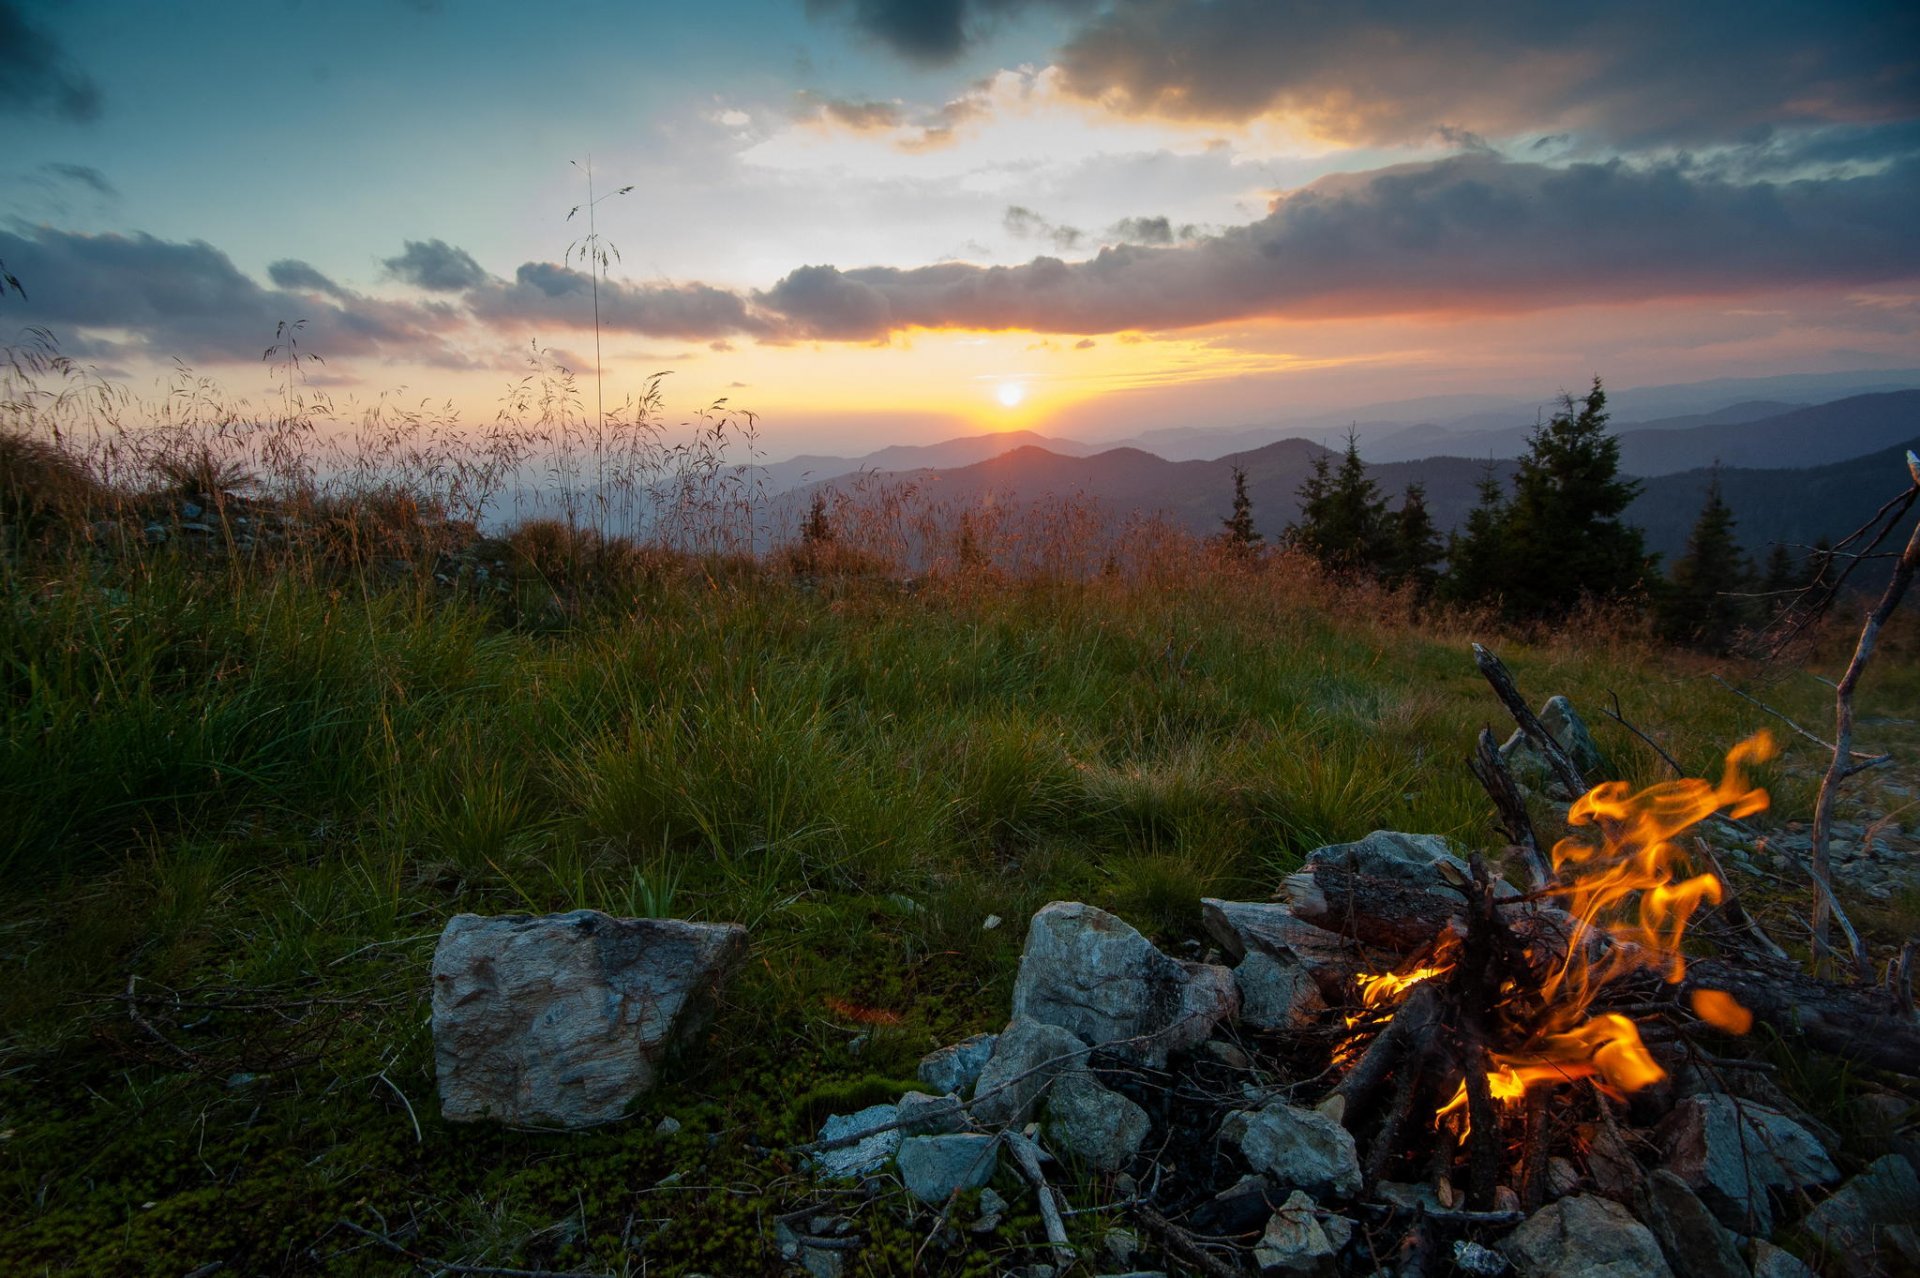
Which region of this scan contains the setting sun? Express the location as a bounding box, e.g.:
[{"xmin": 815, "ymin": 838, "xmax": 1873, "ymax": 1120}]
[{"xmin": 996, "ymin": 381, "xmax": 1027, "ymax": 408}]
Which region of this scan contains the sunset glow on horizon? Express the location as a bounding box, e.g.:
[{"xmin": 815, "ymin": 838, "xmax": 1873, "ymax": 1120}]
[{"xmin": 3, "ymin": 0, "xmax": 1915, "ymax": 459}]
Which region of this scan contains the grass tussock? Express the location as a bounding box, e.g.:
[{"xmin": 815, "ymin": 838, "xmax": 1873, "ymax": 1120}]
[{"xmin": 1, "ymin": 336, "xmax": 1915, "ymax": 1275}]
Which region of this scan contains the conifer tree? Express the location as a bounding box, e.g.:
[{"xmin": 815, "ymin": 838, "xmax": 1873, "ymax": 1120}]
[
  {"xmin": 1487, "ymin": 379, "xmax": 1648, "ymax": 617},
  {"xmin": 1384, "ymin": 481, "xmax": 1444, "ymax": 593},
  {"xmin": 1289, "ymin": 429, "xmax": 1390, "ymax": 574},
  {"xmin": 1219, "ymin": 465, "xmax": 1263, "ymax": 556},
  {"xmin": 1658, "ymin": 471, "xmax": 1750, "ymax": 650},
  {"xmin": 1440, "ymin": 463, "xmax": 1509, "ymax": 606}
]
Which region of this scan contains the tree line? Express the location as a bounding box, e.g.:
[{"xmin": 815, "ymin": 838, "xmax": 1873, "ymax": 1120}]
[{"xmin": 1213, "ymin": 378, "xmax": 1834, "ymax": 651}]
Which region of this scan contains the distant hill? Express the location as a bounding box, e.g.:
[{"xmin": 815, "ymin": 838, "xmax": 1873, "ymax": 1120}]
[
  {"xmin": 1613, "ymin": 391, "xmax": 1920, "ymax": 476},
  {"xmin": 756, "ymin": 429, "xmax": 1095, "ymax": 495},
  {"xmin": 1367, "ymin": 400, "xmax": 1803, "ymax": 466},
  {"xmin": 808, "ymin": 431, "xmax": 1920, "ymax": 566}
]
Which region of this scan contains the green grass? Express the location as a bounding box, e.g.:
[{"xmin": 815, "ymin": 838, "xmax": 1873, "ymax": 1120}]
[{"xmin": 3, "ymin": 523, "xmax": 1914, "ymax": 1274}]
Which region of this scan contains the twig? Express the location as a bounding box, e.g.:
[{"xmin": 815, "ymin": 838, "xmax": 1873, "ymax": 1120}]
[
  {"xmin": 1707, "ymin": 675, "xmax": 1888, "ymax": 767},
  {"xmin": 1692, "ymin": 838, "xmax": 1792, "ymax": 965},
  {"xmin": 1004, "ymin": 1130, "xmax": 1075, "ymax": 1269},
  {"xmin": 1128, "ymin": 1202, "xmax": 1251, "ymax": 1278},
  {"xmin": 1809, "ymin": 455, "xmax": 1920, "ymax": 978},
  {"xmin": 376, "ymin": 1071, "xmax": 423, "ymax": 1145},
  {"xmin": 334, "ymin": 1220, "xmax": 610, "ymax": 1277},
  {"xmin": 1472, "ymin": 643, "xmax": 1587, "ymax": 798},
  {"xmin": 1602, "ymin": 690, "xmax": 1685, "ymax": 777}
]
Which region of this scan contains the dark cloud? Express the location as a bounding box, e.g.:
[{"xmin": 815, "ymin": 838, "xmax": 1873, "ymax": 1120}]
[
  {"xmin": 1108, "ymin": 215, "xmax": 1175, "ymax": 246},
  {"xmin": 1073, "ymin": 338, "xmax": 1096, "ymax": 349},
  {"xmin": 1004, "ymin": 205, "xmax": 1083, "ymax": 250},
  {"xmin": 757, "ymin": 155, "xmax": 1920, "ymax": 338},
  {"xmin": 0, "ymin": 1, "xmax": 101, "ymax": 121},
  {"xmin": 814, "ymin": 0, "xmax": 1919, "ymax": 147},
  {"xmin": 268, "ymin": 259, "xmax": 349, "ymax": 298},
  {"xmin": 0, "ymin": 226, "xmax": 468, "ymax": 364},
  {"xmin": 804, "ymin": 0, "xmax": 1093, "ymax": 64},
  {"xmin": 464, "ymin": 262, "xmax": 775, "ymax": 340},
  {"xmin": 797, "ymin": 93, "xmax": 907, "ymax": 130},
  {"xmin": 382, "ymin": 238, "xmax": 490, "ymax": 292},
  {"xmin": 1052, "ymin": 0, "xmax": 1920, "ymax": 146}
]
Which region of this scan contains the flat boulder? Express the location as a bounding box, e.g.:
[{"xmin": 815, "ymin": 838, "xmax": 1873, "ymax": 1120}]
[
  {"xmin": 1219, "ymin": 1098, "xmax": 1361, "ymax": 1200},
  {"xmin": 1046, "ymin": 1071, "xmax": 1151, "ymax": 1172},
  {"xmin": 919, "ymin": 1032, "xmax": 997, "ymax": 1096},
  {"xmin": 896, "ymin": 1133, "xmax": 999, "ymax": 1204},
  {"xmin": 1500, "ymin": 1194, "xmax": 1673, "ymax": 1278},
  {"xmin": 431, "ymin": 910, "xmax": 746, "ymax": 1127},
  {"xmin": 1800, "ymin": 1154, "xmax": 1920, "ymax": 1272},
  {"xmin": 1010, "ymin": 901, "xmax": 1236, "ymax": 1066},
  {"xmin": 1658, "ymin": 1094, "xmax": 1838, "ymax": 1235}
]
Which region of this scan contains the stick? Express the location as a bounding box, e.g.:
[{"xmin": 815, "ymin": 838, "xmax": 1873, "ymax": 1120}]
[
  {"xmin": 1128, "ymin": 1202, "xmax": 1251, "ymax": 1278},
  {"xmin": 1468, "ymin": 725, "xmax": 1552, "ymax": 889},
  {"xmin": 1472, "ymin": 643, "xmax": 1587, "ymax": 798},
  {"xmin": 1004, "ymin": 1130, "xmax": 1075, "ymax": 1269},
  {"xmin": 1707, "ymin": 675, "xmax": 1889, "ymax": 767},
  {"xmin": 1810, "ymin": 456, "xmax": 1920, "ymax": 977},
  {"xmin": 1602, "ymin": 690, "xmax": 1685, "ymax": 778}
]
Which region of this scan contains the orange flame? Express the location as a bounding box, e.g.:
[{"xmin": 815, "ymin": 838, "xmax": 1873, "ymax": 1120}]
[{"xmin": 1368, "ymin": 733, "xmax": 1775, "ymax": 1124}]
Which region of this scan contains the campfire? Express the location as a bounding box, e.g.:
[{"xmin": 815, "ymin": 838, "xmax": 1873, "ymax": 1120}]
[{"xmin": 1324, "ymin": 732, "xmax": 1777, "ymax": 1212}]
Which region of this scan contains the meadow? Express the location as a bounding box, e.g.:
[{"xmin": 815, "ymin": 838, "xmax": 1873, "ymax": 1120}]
[{"xmin": 3, "ymin": 335, "xmax": 1915, "ymax": 1275}]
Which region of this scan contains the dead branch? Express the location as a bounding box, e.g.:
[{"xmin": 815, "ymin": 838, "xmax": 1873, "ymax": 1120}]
[
  {"xmin": 1682, "ymin": 955, "xmax": 1920, "ymax": 1075},
  {"xmin": 1764, "ymin": 477, "xmax": 1919, "ymax": 656},
  {"xmin": 1601, "ymin": 690, "xmax": 1685, "ymax": 778},
  {"xmin": 1810, "ymin": 453, "xmax": 1920, "ymax": 977},
  {"xmin": 1004, "ymin": 1130, "xmax": 1075, "ymax": 1269},
  {"xmin": 1128, "ymin": 1202, "xmax": 1253, "ymax": 1278},
  {"xmin": 1467, "ymin": 726, "xmax": 1551, "ymax": 890},
  {"xmin": 1707, "ymin": 674, "xmax": 1890, "ymax": 769},
  {"xmin": 1472, "ymin": 643, "xmax": 1587, "ymax": 797}
]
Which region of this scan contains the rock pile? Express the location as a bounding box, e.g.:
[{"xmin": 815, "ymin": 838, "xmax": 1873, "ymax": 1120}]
[{"xmin": 802, "ymin": 832, "xmax": 1916, "ymax": 1277}]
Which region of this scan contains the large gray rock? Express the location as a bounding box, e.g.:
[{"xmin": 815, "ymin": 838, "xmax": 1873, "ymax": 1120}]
[
  {"xmin": 896, "ymin": 1133, "xmax": 999, "ymax": 1204},
  {"xmin": 1302, "ymin": 829, "xmax": 1520, "ymax": 900},
  {"xmin": 970, "ymin": 1017, "xmax": 1087, "ymax": 1126},
  {"xmin": 1639, "ymin": 1169, "xmax": 1749, "ymax": 1278},
  {"xmin": 1010, "ymin": 902, "xmax": 1237, "ymax": 1066},
  {"xmin": 1219, "ymin": 1098, "xmax": 1361, "ymax": 1200},
  {"xmin": 1046, "ymin": 1071, "xmax": 1151, "ymax": 1172},
  {"xmin": 896, "ymin": 1090, "xmax": 967, "ymax": 1135},
  {"xmin": 1748, "ymin": 1241, "xmax": 1815, "ymax": 1278},
  {"xmin": 1658, "ymin": 1095, "xmax": 1839, "ymax": 1235},
  {"xmin": 1201, "ymin": 899, "xmax": 1384, "ymax": 996},
  {"xmin": 1233, "ymin": 949, "xmax": 1328, "ymax": 1032},
  {"xmin": 1800, "ymin": 1154, "xmax": 1920, "ymax": 1272},
  {"xmin": 1500, "ymin": 1194, "xmax": 1674, "ymax": 1278},
  {"xmin": 1254, "ymin": 1190, "xmax": 1340, "ymax": 1277},
  {"xmin": 1500, "ymin": 696, "xmax": 1606, "ymax": 797},
  {"xmin": 812, "ymin": 1104, "xmax": 902, "ymax": 1179},
  {"xmin": 919, "ymin": 1032, "xmax": 997, "ymax": 1096},
  {"xmin": 430, "ymin": 910, "xmax": 746, "ymax": 1127}
]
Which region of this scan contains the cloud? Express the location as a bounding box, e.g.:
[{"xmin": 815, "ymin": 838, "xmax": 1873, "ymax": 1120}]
[
  {"xmin": 792, "ymin": 87, "xmax": 988, "ymax": 150},
  {"xmin": 0, "ymin": 1, "xmax": 101, "ymax": 121},
  {"xmin": 0, "ymin": 226, "xmax": 471, "ymax": 365},
  {"xmin": 1004, "ymin": 205, "xmax": 1082, "ymax": 250},
  {"xmin": 382, "ymin": 238, "xmax": 490, "ymax": 292},
  {"xmin": 756, "ymin": 155, "xmax": 1920, "ymax": 338},
  {"xmin": 812, "ymin": 0, "xmax": 1920, "ymax": 148},
  {"xmin": 464, "ymin": 261, "xmax": 777, "ymax": 340},
  {"xmin": 798, "ymin": 93, "xmax": 908, "ymax": 131},
  {"xmin": 41, "ymin": 162, "xmax": 115, "ymax": 197},
  {"xmin": 268, "ymin": 259, "xmax": 350, "ymax": 298}
]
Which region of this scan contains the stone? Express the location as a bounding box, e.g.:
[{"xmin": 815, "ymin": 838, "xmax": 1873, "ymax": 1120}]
[
  {"xmin": 1800, "ymin": 1153, "xmax": 1920, "ymax": 1272},
  {"xmin": 1234, "ymin": 949, "xmax": 1329, "ymax": 1032},
  {"xmin": 1452, "ymin": 1240, "xmax": 1508, "ymax": 1276},
  {"xmin": 430, "ymin": 909, "xmax": 746, "ymax": 1127},
  {"xmin": 1254, "ymin": 1190, "xmax": 1340, "ymax": 1277},
  {"xmin": 1046, "ymin": 1070, "xmax": 1151, "ymax": 1172},
  {"xmin": 1748, "ymin": 1241, "xmax": 1815, "ymax": 1278},
  {"xmin": 897, "ymin": 1090, "xmax": 967, "ymax": 1134},
  {"xmin": 970, "ymin": 1017, "xmax": 1087, "ymax": 1126},
  {"xmin": 1103, "ymin": 1226, "xmax": 1140, "ymax": 1268},
  {"xmin": 896, "ymin": 1133, "xmax": 999, "ymax": 1204},
  {"xmin": 1303, "ymin": 829, "xmax": 1511, "ymax": 899},
  {"xmin": 970, "ymin": 1187, "xmax": 1008, "ymax": 1232},
  {"xmin": 1220, "ymin": 1098, "xmax": 1362, "ymax": 1200},
  {"xmin": 811, "ymin": 1104, "xmax": 901, "ymax": 1179},
  {"xmin": 1658, "ymin": 1095, "xmax": 1839, "ymax": 1235},
  {"xmin": 1639, "ymin": 1169, "xmax": 1749, "ymax": 1278},
  {"xmin": 1499, "ymin": 1194, "xmax": 1674, "ymax": 1278},
  {"xmin": 1010, "ymin": 902, "xmax": 1236, "ymax": 1066},
  {"xmin": 919, "ymin": 1032, "xmax": 997, "ymax": 1096},
  {"xmin": 1500, "ymin": 696, "xmax": 1606, "ymax": 796},
  {"xmin": 1200, "ymin": 899, "xmax": 1383, "ymax": 995},
  {"xmin": 1547, "ymin": 1156, "xmax": 1582, "ymax": 1199}
]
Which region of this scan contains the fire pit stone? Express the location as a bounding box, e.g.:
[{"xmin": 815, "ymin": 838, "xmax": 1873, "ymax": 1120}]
[
  {"xmin": 1219, "ymin": 1097, "xmax": 1362, "ymax": 1199},
  {"xmin": 1657, "ymin": 1094, "xmax": 1839, "ymax": 1235},
  {"xmin": 1234, "ymin": 948, "xmax": 1330, "ymax": 1032},
  {"xmin": 1639, "ymin": 1168, "xmax": 1749, "ymax": 1278},
  {"xmin": 1499, "ymin": 1193, "xmax": 1674, "ymax": 1278},
  {"xmin": 1253, "ymin": 1188, "xmax": 1345, "ymax": 1277},
  {"xmin": 1009, "ymin": 901, "xmax": 1237, "ymax": 1067},
  {"xmin": 969, "ymin": 1016, "xmax": 1086, "ymax": 1126}
]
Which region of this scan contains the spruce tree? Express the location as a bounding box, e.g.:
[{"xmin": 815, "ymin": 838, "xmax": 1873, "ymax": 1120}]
[
  {"xmin": 1289, "ymin": 429, "xmax": 1390, "ymax": 574},
  {"xmin": 1384, "ymin": 481, "xmax": 1444, "ymax": 593},
  {"xmin": 1439, "ymin": 463, "xmax": 1509, "ymax": 606},
  {"xmin": 1658, "ymin": 471, "xmax": 1750, "ymax": 650},
  {"xmin": 1218, "ymin": 465, "xmax": 1263, "ymax": 558},
  {"xmin": 1494, "ymin": 379, "xmax": 1648, "ymax": 618}
]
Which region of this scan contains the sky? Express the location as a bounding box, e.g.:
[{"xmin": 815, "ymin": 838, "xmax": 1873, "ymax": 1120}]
[{"xmin": 4, "ymin": 0, "xmax": 1919, "ymax": 457}]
